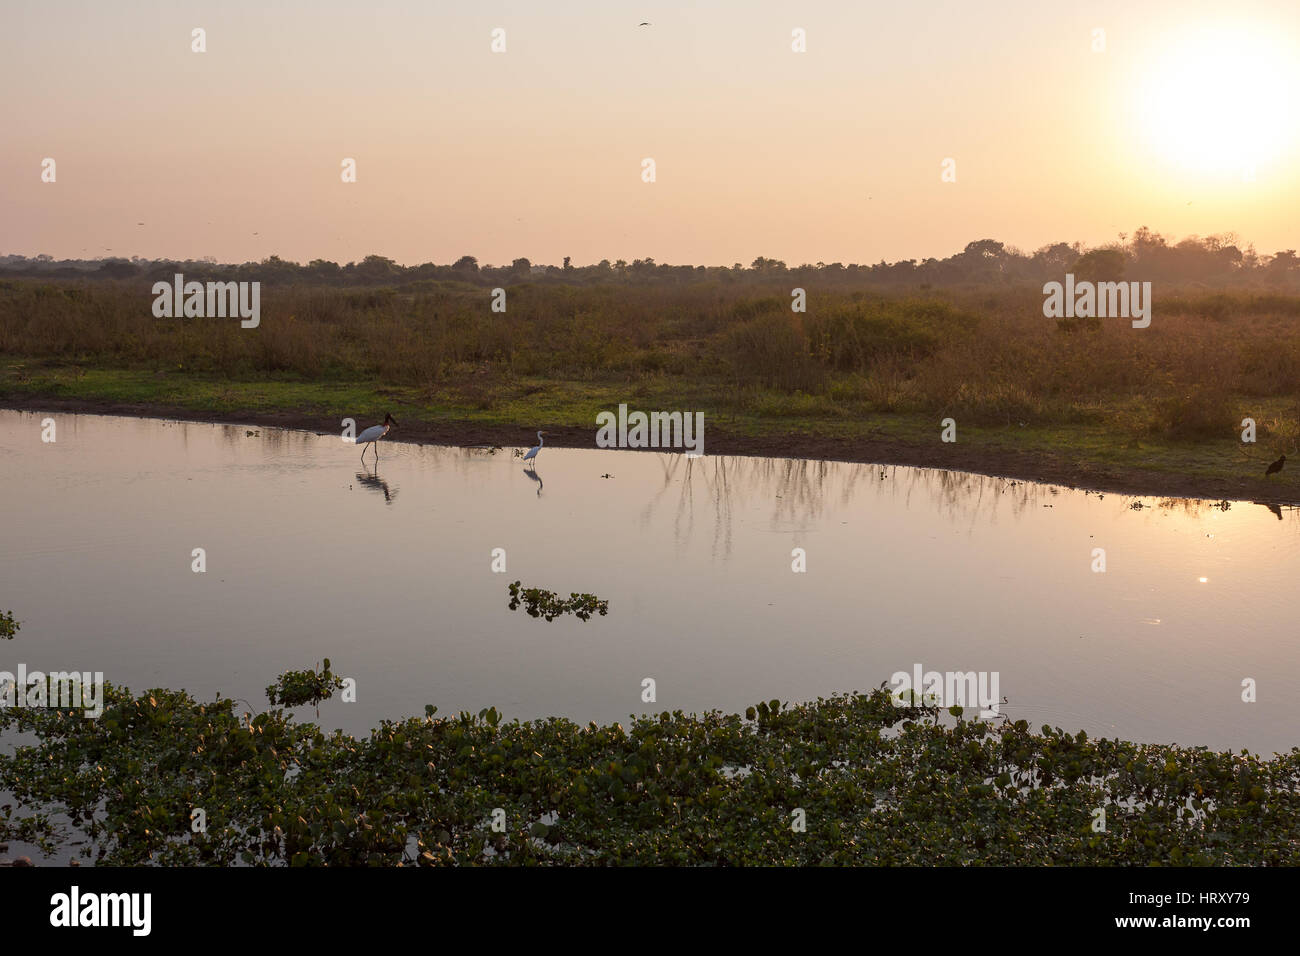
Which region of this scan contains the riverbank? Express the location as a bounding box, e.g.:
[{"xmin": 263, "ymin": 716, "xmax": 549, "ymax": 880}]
[
  {"xmin": 4, "ymin": 279, "xmax": 1299, "ymax": 504},
  {"xmin": 3, "ymin": 369, "xmax": 1298, "ymax": 505}
]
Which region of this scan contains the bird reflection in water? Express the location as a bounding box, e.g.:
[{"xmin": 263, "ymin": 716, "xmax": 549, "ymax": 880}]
[
  {"xmin": 523, "ymin": 466, "xmax": 543, "ymax": 497},
  {"xmin": 355, "ymin": 467, "xmax": 398, "ymax": 504}
]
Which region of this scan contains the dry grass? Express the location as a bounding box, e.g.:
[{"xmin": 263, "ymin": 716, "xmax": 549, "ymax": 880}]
[{"xmin": 2, "ymin": 278, "xmax": 1299, "ymax": 445}]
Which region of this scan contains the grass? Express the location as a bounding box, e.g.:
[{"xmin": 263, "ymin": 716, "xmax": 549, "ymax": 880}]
[{"xmin": 2, "ymin": 278, "xmax": 1298, "ymax": 496}]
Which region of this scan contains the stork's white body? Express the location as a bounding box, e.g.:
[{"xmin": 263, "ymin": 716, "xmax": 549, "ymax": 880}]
[
  {"xmin": 355, "ymin": 414, "xmax": 396, "ymax": 462},
  {"xmin": 357, "ymin": 423, "xmax": 389, "ymax": 444}
]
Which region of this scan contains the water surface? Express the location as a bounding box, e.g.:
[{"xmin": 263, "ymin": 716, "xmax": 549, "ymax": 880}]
[{"xmin": 2, "ymin": 410, "xmax": 1297, "ymax": 753}]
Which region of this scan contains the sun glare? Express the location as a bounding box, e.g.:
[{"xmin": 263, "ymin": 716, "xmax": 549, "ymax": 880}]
[{"xmin": 1136, "ymin": 22, "xmax": 1299, "ymax": 177}]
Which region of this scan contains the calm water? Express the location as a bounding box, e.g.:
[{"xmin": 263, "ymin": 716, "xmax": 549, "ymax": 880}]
[{"xmin": 2, "ymin": 409, "xmax": 1297, "ymax": 753}]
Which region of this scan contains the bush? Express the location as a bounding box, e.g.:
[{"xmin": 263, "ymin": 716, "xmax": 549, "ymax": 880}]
[
  {"xmin": 1151, "ymin": 386, "xmax": 1236, "ymax": 440},
  {"xmin": 721, "ymin": 312, "xmax": 824, "ymax": 392}
]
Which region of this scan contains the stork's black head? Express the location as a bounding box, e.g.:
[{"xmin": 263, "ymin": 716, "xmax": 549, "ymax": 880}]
[{"xmin": 385, "ymin": 413, "xmax": 397, "ymax": 426}]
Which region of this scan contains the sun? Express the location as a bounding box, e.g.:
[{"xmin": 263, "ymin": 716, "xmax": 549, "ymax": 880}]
[{"xmin": 1135, "ymin": 22, "xmax": 1299, "ymax": 177}]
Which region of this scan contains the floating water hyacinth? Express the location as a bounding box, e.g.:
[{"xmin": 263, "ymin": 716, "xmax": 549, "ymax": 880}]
[
  {"xmin": 6, "ymin": 680, "xmax": 1300, "ymax": 866},
  {"xmin": 507, "ymin": 581, "xmax": 609, "ymax": 622},
  {"xmin": 265, "ymin": 658, "xmax": 345, "ymax": 710},
  {"xmin": 0, "ymin": 610, "xmax": 18, "ymax": 640}
]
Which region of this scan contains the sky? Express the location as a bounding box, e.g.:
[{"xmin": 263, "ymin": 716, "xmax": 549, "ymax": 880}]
[{"xmin": 2, "ymin": 0, "xmax": 1298, "ymax": 267}]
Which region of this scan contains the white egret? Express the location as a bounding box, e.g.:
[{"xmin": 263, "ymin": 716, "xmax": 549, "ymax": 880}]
[
  {"xmin": 522, "ymin": 431, "xmax": 546, "ymax": 466},
  {"xmin": 356, "ymin": 413, "xmax": 396, "ymax": 462}
]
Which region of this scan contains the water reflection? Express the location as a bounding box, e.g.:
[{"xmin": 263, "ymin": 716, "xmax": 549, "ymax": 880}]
[
  {"xmin": 3, "ymin": 410, "xmax": 1299, "ymax": 754},
  {"xmin": 354, "ymin": 467, "xmax": 397, "ymax": 504},
  {"xmin": 175, "ymin": 416, "xmax": 1300, "ymax": 554},
  {"xmin": 626, "ymin": 453, "xmax": 1299, "ymax": 557}
]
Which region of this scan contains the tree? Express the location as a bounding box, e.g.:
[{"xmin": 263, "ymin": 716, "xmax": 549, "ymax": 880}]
[
  {"xmin": 963, "ymin": 239, "xmax": 1005, "ymax": 259},
  {"xmin": 357, "ymin": 254, "xmax": 396, "ymax": 279},
  {"xmin": 1032, "ymin": 242, "xmax": 1077, "ymax": 272},
  {"xmin": 1266, "ymin": 250, "xmax": 1298, "ymax": 276},
  {"xmin": 96, "ymin": 259, "xmax": 138, "ymax": 278},
  {"xmin": 1072, "ymin": 248, "xmax": 1126, "ymax": 282}
]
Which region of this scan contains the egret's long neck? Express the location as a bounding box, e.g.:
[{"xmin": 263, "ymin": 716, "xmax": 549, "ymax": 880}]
[{"xmin": 538, "ymin": 433, "xmax": 544, "ymax": 446}]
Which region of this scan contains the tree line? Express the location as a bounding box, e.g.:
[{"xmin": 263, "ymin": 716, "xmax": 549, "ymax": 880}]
[{"xmin": 2, "ymin": 227, "xmax": 1296, "ymax": 288}]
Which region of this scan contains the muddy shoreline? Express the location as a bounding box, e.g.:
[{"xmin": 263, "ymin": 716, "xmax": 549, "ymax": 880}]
[{"xmin": 4, "ymin": 396, "xmax": 1298, "ymax": 506}]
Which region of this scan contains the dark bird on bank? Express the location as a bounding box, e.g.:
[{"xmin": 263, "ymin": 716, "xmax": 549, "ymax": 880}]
[
  {"xmin": 1265, "ymin": 454, "xmax": 1286, "ymax": 476},
  {"xmin": 639, "ymin": 22, "xmax": 651, "ymax": 26}
]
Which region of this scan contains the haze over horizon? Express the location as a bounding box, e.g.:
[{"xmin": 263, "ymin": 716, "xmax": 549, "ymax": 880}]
[{"xmin": 3, "ymin": 0, "xmax": 1298, "ymax": 267}]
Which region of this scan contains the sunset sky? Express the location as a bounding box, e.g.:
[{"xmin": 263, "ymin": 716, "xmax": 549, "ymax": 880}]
[{"xmin": 2, "ymin": 0, "xmax": 1298, "ymax": 266}]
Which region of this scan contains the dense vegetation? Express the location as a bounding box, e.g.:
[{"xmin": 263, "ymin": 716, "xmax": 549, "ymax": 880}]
[
  {"xmin": 3, "ymin": 229, "xmax": 1298, "ymax": 496},
  {"xmin": 3, "ymin": 269, "xmax": 1299, "ymax": 443},
  {"xmin": 3, "ymin": 676, "xmax": 1297, "ymax": 865}
]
